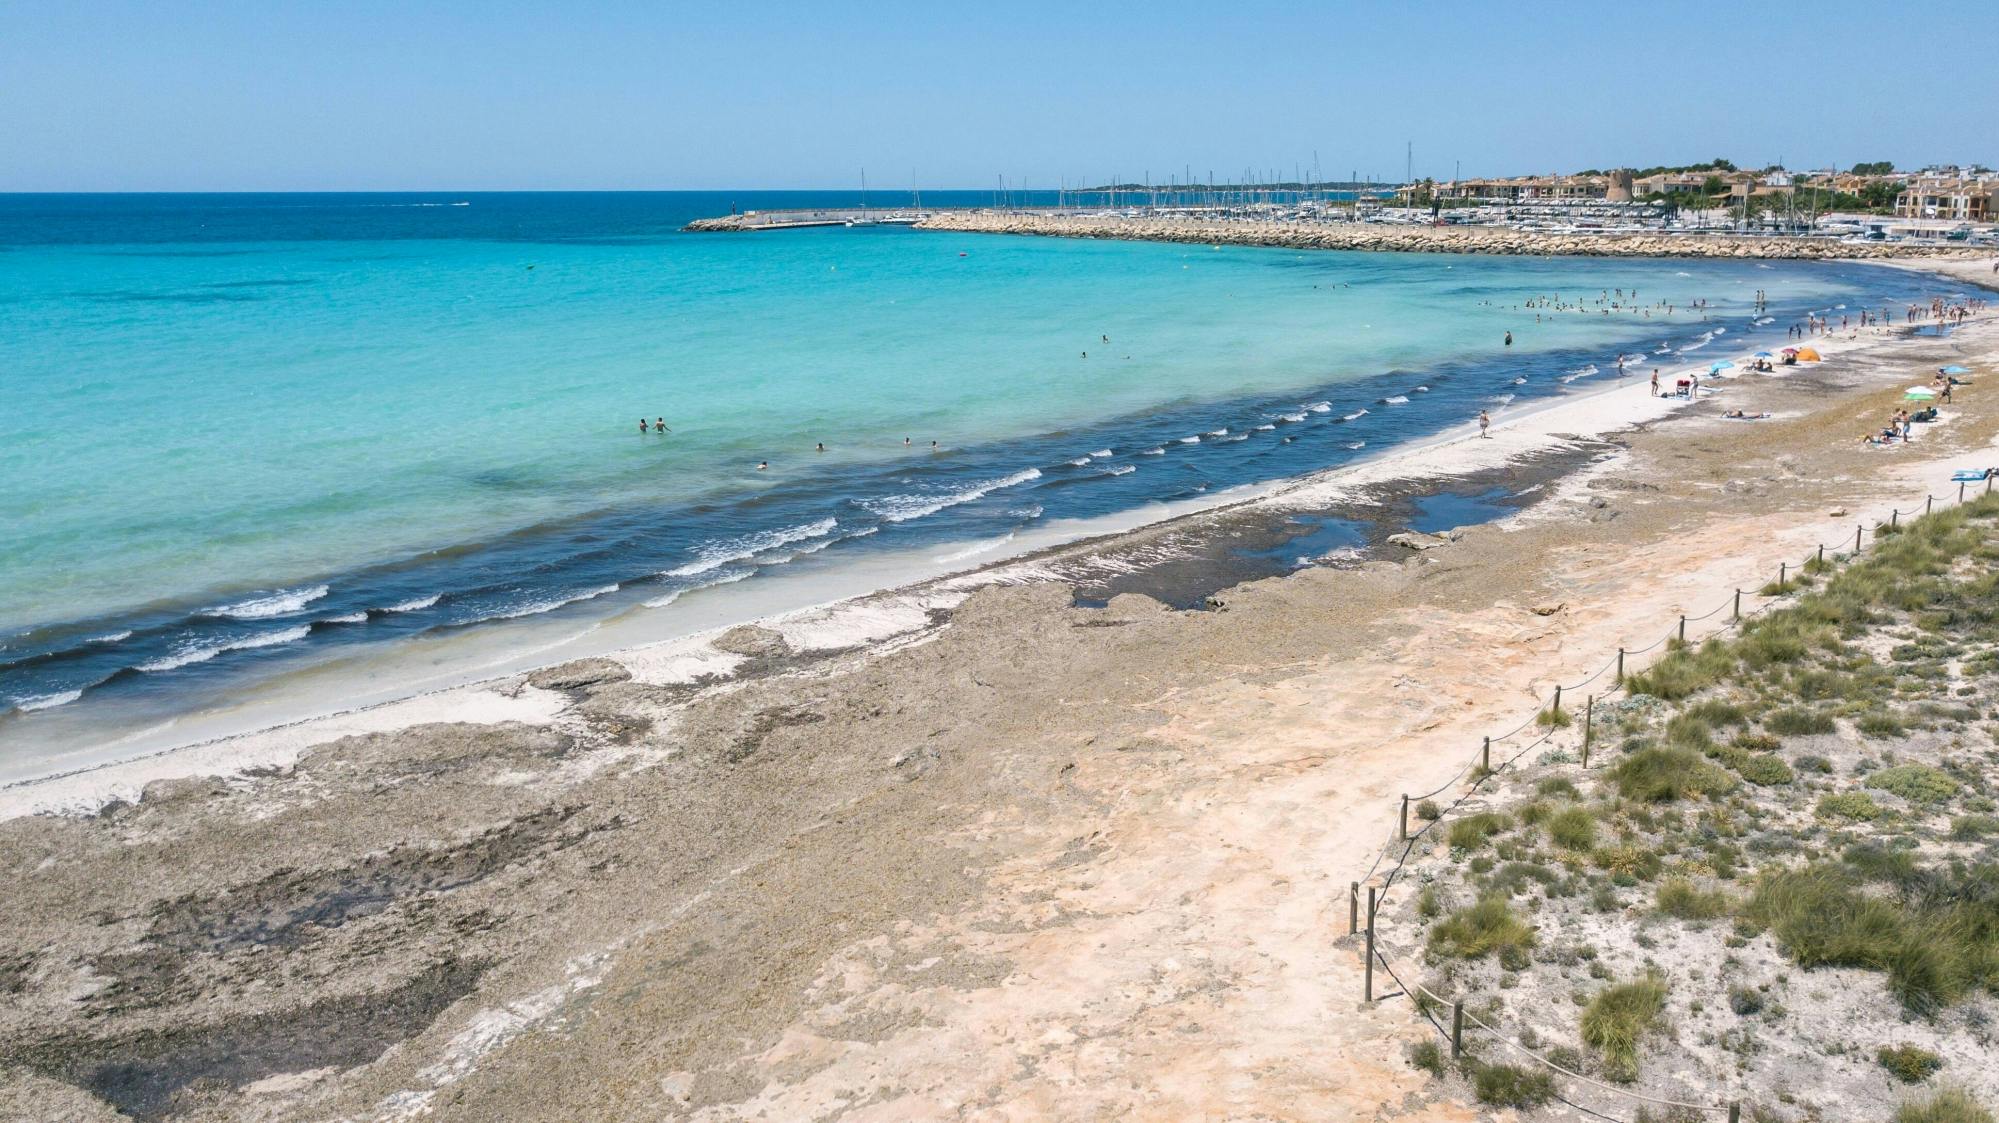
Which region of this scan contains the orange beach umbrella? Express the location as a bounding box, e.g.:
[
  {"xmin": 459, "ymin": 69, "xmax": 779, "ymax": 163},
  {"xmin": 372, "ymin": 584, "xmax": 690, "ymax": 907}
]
[{"xmin": 1795, "ymin": 347, "xmax": 1823, "ymax": 361}]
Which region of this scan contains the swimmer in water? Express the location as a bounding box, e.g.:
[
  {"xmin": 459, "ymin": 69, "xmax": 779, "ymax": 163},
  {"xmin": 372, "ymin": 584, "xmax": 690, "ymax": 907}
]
[
  {"xmin": 757, "ymin": 460, "xmax": 768, "ymax": 470},
  {"xmin": 638, "ymin": 418, "xmax": 649, "ymax": 434},
  {"xmin": 655, "ymin": 418, "xmax": 669, "ymax": 433},
  {"xmin": 1504, "ymin": 331, "xmax": 1512, "ymax": 346},
  {"xmin": 816, "ymin": 442, "xmax": 825, "ymax": 452},
  {"xmin": 930, "ymin": 440, "xmax": 939, "ymax": 450},
  {"xmin": 904, "ymin": 437, "xmax": 911, "ymax": 446}
]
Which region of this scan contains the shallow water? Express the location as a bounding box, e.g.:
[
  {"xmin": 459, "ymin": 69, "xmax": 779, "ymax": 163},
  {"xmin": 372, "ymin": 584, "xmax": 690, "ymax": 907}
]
[{"xmin": 0, "ymin": 192, "xmax": 1942, "ymax": 758}]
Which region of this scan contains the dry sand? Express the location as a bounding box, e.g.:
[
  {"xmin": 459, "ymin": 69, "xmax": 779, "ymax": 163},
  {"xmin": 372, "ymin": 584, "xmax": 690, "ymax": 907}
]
[{"xmin": 2, "ymin": 274, "xmax": 1996, "ymax": 1122}]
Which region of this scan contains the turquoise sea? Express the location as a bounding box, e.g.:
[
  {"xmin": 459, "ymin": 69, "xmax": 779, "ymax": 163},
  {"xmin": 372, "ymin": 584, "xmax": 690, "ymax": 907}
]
[{"xmin": 0, "ymin": 192, "xmax": 1942, "ymax": 770}]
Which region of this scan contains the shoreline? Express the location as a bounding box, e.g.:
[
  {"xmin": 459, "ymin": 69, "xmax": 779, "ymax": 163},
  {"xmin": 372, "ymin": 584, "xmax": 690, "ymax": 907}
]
[
  {"xmin": 2, "ymin": 274, "xmax": 1984, "ymax": 812},
  {"xmin": 3, "ymin": 289, "xmax": 1996, "ymax": 1121}
]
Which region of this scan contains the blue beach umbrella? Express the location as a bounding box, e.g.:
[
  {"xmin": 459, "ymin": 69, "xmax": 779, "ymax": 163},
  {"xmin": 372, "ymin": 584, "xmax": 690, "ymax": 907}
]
[
  {"xmin": 1941, "ymin": 364, "xmax": 1970, "ymax": 374},
  {"xmin": 1753, "ymin": 351, "xmax": 1774, "ymax": 359},
  {"xmin": 1709, "ymin": 360, "xmax": 1735, "ymax": 374}
]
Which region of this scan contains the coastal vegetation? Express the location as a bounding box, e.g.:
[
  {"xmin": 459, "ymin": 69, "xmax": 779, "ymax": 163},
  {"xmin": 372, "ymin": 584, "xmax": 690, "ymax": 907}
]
[{"xmin": 1393, "ymin": 497, "xmax": 1999, "ymax": 1116}]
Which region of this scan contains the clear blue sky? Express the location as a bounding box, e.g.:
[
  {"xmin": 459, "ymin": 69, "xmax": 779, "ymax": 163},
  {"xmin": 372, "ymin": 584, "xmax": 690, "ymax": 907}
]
[{"xmin": 4, "ymin": 0, "xmax": 1993, "ymax": 192}]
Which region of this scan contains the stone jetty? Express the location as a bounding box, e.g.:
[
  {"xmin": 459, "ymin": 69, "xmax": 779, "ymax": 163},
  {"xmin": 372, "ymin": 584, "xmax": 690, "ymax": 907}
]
[{"xmin": 912, "ymin": 210, "xmax": 1984, "ymax": 261}]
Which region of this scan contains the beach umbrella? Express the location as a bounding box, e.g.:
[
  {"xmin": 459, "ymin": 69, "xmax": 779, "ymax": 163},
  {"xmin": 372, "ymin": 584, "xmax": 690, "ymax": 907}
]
[
  {"xmin": 1780, "ymin": 346, "xmax": 1799, "ymax": 354},
  {"xmin": 1709, "ymin": 360, "xmax": 1734, "ymax": 374},
  {"xmin": 1796, "ymin": 347, "xmax": 1823, "ymax": 361},
  {"xmin": 1753, "ymin": 351, "xmax": 1774, "ymax": 358},
  {"xmin": 1906, "ymin": 386, "xmax": 1938, "ymax": 399},
  {"xmin": 1941, "ymin": 364, "xmax": 1970, "ymax": 374}
]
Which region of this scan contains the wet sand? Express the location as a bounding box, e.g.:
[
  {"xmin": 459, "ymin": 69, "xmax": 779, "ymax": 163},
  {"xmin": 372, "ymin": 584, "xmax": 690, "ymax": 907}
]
[{"xmin": 2, "ymin": 280, "xmax": 1997, "ymax": 1121}]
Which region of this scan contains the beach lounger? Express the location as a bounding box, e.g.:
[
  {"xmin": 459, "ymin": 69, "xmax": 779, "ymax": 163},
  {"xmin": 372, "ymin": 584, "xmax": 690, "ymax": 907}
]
[{"xmin": 1951, "ymin": 469, "xmax": 1992, "ymax": 483}]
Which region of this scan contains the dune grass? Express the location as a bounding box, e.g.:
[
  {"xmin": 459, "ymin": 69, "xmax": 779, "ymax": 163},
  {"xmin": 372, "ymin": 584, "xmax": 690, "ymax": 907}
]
[
  {"xmin": 1447, "ymin": 811, "xmax": 1511, "ymax": 851},
  {"xmin": 1581, "ymin": 975, "xmax": 1668, "ymax": 1083},
  {"xmin": 1747, "ymin": 864, "xmax": 1999, "ymax": 1014},
  {"xmin": 1895, "ymin": 1088, "xmax": 1996, "ymax": 1123},
  {"xmin": 1609, "ymin": 745, "xmax": 1734, "ymax": 802},
  {"xmin": 1428, "ymin": 896, "xmax": 1535, "ymax": 960}
]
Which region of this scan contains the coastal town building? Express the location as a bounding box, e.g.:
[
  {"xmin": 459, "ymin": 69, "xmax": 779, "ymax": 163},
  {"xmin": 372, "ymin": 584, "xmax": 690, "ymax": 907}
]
[{"xmin": 1895, "ymin": 177, "xmax": 1997, "ymax": 222}]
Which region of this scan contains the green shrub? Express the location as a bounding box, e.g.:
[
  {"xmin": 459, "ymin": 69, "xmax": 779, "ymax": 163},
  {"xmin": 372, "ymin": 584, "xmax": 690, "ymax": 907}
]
[
  {"xmin": 1610, "ymin": 746, "xmax": 1734, "ymax": 802},
  {"xmin": 1796, "ymin": 754, "xmax": 1834, "ymax": 774},
  {"xmin": 1537, "ymin": 777, "xmax": 1580, "ymax": 799},
  {"xmin": 1727, "ymin": 985, "xmax": 1764, "ymax": 1015},
  {"xmin": 1817, "ymin": 791, "xmax": 1884, "ymax": 821},
  {"xmin": 1950, "ymin": 814, "xmax": 1999, "ymax": 840},
  {"xmin": 1471, "ymin": 1061, "xmax": 1555, "ymax": 1108},
  {"xmin": 1766, "ymin": 707, "xmax": 1837, "ymax": 735},
  {"xmin": 1860, "ymin": 710, "xmax": 1911, "ymax": 738},
  {"xmin": 1485, "ymin": 861, "xmax": 1561, "ymax": 898},
  {"xmin": 1416, "ymin": 799, "xmax": 1441, "ymax": 821},
  {"xmin": 1548, "ymin": 805, "xmax": 1597, "ymax": 851},
  {"xmin": 1735, "ymin": 754, "xmax": 1795, "ymax": 785},
  {"xmin": 1656, "ymin": 876, "xmax": 1731, "ymax": 920},
  {"xmin": 1581, "ymin": 976, "xmax": 1668, "ymax": 1082},
  {"xmin": 1594, "ymin": 843, "xmax": 1664, "ymax": 881},
  {"xmin": 1879, "ymin": 1043, "xmax": 1945, "ymax": 1084},
  {"xmin": 1894, "ymin": 1087, "xmax": 1995, "ymax": 1123},
  {"xmin": 1408, "ymin": 1038, "xmax": 1446, "ymax": 1078},
  {"xmin": 1538, "ymin": 706, "xmax": 1573, "ymax": 728},
  {"xmin": 1732, "ymin": 732, "xmax": 1782, "ymax": 753},
  {"xmin": 1869, "ymin": 765, "xmax": 1961, "ymax": 805},
  {"xmin": 1685, "ymin": 699, "xmax": 1748, "ymax": 727},
  {"xmin": 1746, "ymin": 865, "xmax": 1995, "ymax": 1013},
  {"xmin": 1448, "ymin": 811, "xmax": 1512, "ymax": 850},
  {"xmin": 1625, "ymin": 639, "xmax": 1734, "ymax": 701},
  {"xmin": 1417, "ymin": 883, "xmax": 1449, "ymax": 920},
  {"xmin": 1429, "ymin": 896, "xmax": 1536, "ymax": 960}
]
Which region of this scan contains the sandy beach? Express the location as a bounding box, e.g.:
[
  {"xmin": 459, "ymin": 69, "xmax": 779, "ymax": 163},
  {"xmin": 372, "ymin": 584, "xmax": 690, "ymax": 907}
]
[{"xmin": 3, "ymin": 261, "xmax": 1997, "ymax": 1122}]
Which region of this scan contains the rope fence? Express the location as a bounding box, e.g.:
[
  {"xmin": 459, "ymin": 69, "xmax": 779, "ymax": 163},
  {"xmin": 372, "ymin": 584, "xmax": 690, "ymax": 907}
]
[{"xmin": 1343, "ymin": 481, "xmax": 1995, "ymax": 1120}]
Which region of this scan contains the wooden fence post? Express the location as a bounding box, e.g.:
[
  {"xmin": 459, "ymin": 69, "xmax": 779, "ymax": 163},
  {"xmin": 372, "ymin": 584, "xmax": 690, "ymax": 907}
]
[
  {"xmin": 1583, "ymin": 696, "xmax": 1594, "ymax": 766},
  {"xmin": 1364, "ymin": 926, "xmax": 1375, "ymax": 1002},
  {"xmin": 1349, "ymin": 881, "xmax": 1358, "ymax": 935},
  {"xmin": 1891, "ymin": 510, "xmax": 1898, "ymax": 528},
  {"xmin": 1779, "ymin": 561, "xmax": 1787, "ymax": 586},
  {"xmin": 1855, "ymin": 525, "xmax": 1863, "ymax": 552},
  {"xmin": 1552, "ymin": 684, "xmax": 1562, "ymax": 719},
  {"xmin": 1733, "ymin": 589, "xmax": 1741, "ymax": 621},
  {"xmin": 1678, "ymin": 615, "xmax": 1687, "ymax": 644},
  {"xmin": 1399, "ymin": 795, "xmax": 1409, "ymax": 842},
  {"xmin": 1615, "ymin": 648, "xmax": 1625, "ymax": 684},
  {"xmin": 1927, "ymin": 494, "xmax": 1934, "ymax": 516},
  {"xmin": 1363, "ymin": 888, "xmax": 1378, "ymax": 1002},
  {"xmin": 1481, "ymin": 735, "xmax": 1491, "ymax": 773},
  {"xmin": 1451, "ymin": 1001, "xmax": 1465, "ymax": 1058}
]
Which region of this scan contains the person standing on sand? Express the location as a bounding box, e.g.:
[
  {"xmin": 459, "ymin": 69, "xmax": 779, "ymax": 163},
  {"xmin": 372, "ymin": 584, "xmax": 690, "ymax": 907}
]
[
  {"xmin": 1651, "ymin": 369, "xmax": 1660, "ymax": 397},
  {"xmin": 1478, "ymin": 410, "xmax": 1491, "ymax": 438}
]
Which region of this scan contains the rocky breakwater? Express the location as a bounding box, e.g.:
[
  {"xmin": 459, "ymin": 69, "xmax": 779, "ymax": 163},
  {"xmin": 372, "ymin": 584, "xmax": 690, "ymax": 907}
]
[
  {"xmin": 913, "ymin": 211, "xmax": 1987, "ymax": 261},
  {"xmin": 684, "ymin": 215, "xmax": 757, "ymax": 232}
]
